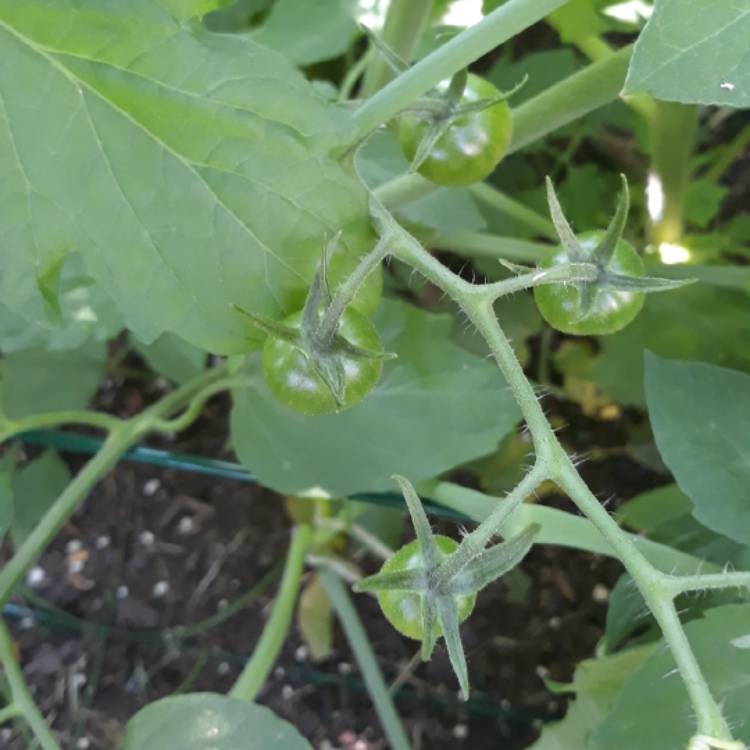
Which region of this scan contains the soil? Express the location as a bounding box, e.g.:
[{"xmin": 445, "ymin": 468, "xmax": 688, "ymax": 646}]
[{"xmin": 1, "ymin": 371, "xmax": 665, "ymax": 750}]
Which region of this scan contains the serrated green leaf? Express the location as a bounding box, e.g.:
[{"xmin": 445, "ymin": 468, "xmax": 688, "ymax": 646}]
[
  {"xmin": 231, "ymin": 299, "xmax": 521, "ymax": 497},
  {"xmin": 1, "ymin": 339, "xmax": 107, "ymax": 419},
  {"xmin": 0, "ymin": 0, "xmax": 371, "ymax": 354},
  {"xmin": 624, "ymin": 0, "xmax": 750, "ymax": 107},
  {"xmin": 252, "ymin": 0, "xmax": 359, "ymax": 65},
  {"xmin": 595, "ymin": 605, "xmax": 750, "ymax": 749},
  {"xmin": 645, "ymin": 354, "xmax": 750, "ymax": 545},
  {"xmin": 10, "ymin": 451, "xmax": 70, "ymax": 548},
  {"xmin": 123, "ymin": 693, "xmax": 312, "ymax": 750},
  {"xmin": 131, "ymin": 332, "xmax": 206, "ymax": 385}
]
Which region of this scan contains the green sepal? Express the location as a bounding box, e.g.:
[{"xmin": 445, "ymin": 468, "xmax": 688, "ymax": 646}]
[
  {"xmin": 545, "ymin": 176, "xmax": 585, "ymax": 262},
  {"xmin": 451, "ymin": 74, "xmax": 527, "ymax": 117},
  {"xmin": 231, "ymin": 304, "xmax": 302, "ymax": 345},
  {"xmin": 435, "ymin": 594, "xmax": 469, "ymax": 700},
  {"xmin": 353, "ymin": 567, "xmax": 427, "ymax": 593},
  {"xmin": 393, "ymin": 475, "xmax": 441, "ymax": 570},
  {"xmin": 498, "ymin": 258, "xmax": 534, "ymax": 275},
  {"xmin": 599, "ymin": 273, "xmax": 696, "ymax": 293},
  {"xmin": 420, "ymin": 597, "xmax": 438, "ymax": 661},
  {"xmin": 302, "ymin": 232, "xmax": 338, "ymax": 336},
  {"xmin": 591, "ymin": 174, "xmax": 629, "ymax": 270},
  {"xmin": 446, "ymin": 524, "xmax": 540, "ymax": 596},
  {"xmin": 408, "ymin": 117, "xmax": 454, "ymax": 174},
  {"xmin": 445, "ymin": 68, "xmax": 468, "ymax": 106}
]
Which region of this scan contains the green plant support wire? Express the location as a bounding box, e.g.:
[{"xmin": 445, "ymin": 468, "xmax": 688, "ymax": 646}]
[{"xmin": 16, "ymin": 429, "xmax": 469, "ymax": 521}]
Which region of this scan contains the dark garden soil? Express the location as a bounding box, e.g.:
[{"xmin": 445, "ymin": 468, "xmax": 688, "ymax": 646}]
[{"xmin": 1, "ymin": 364, "xmax": 666, "ymax": 750}]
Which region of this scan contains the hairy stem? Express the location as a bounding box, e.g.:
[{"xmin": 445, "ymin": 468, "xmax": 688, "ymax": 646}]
[
  {"xmin": 360, "ymin": 0, "xmax": 435, "ymax": 97},
  {"xmin": 352, "ymin": 0, "xmax": 568, "ymax": 139},
  {"xmin": 0, "ymin": 621, "xmax": 62, "ymax": 750},
  {"xmin": 383, "ymin": 211, "xmax": 735, "ymax": 741},
  {"xmin": 230, "ymin": 525, "xmax": 312, "ymax": 701}
]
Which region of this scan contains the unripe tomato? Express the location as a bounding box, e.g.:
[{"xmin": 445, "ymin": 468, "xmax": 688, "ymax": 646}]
[
  {"xmin": 534, "ymin": 230, "xmax": 645, "ymax": 335},
  {"xmin": 398, "ymin": 74, "xmax": 513, "ymax": 187},
  {"xmin": 263, "ymin": 308, "xmax": 383, "ymax": 416},
  {"xmin": 376, "ymin": 535, "xmax": 476, "ymax": 641}
]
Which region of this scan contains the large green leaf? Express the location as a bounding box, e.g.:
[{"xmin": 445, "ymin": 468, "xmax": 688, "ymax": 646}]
[
  {"xmin": 595, "ymin": 604, "xmax": 750, "ymax": 748},
  {"xmin": 529, "ymin": 645, "xmax": 654, "ymax": 750},
  {"xmin": 252, "ymin": 0, "xmax": 359, "ymax": 65},
  {"xmin": 1, "ymin": 339, "xmax": 107, "ymax": 419},
  {"xmin": 131, "ymin": 332, "xmax": 206, "ymax": 385},
  {"xmin": 123, "ymin": 693, "xmax": 312, "ymax": 750},
  {"xmin": 645, "ymin": 354, "xmax": 750, "ymax": 544},
  {"xmin": 0, "ymin": 0, "xmax": 371, "ymax": 354},
  {"xmin": 8, "ymin": 451, "xmax": 70, "ymax": 548},
  {"xmin": 231, "ymin": 300, "xmax": 521, "ymax": 496},
  {"xmin": 583, "ymin": 285, "xmax": 750, "ymax": 406},
  {"xmin": 624, "ymin": 0, "xmax": 750, "ymax": 107}
]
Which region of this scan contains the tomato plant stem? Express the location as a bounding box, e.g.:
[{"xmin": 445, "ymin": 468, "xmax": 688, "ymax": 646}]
[
  {"xmin": 352, "ymin": 0, "xmax": 569, "ymax": 139},
  {"xmin": 360, "ymin": 0, "xmax": 435, "ymax": 97},
  {"xmin": 0, "ymin": 621, "xmax": 63, "ymax": 750},
  {"xmin": 381, "ymin": 207, "xmax": 738, "ymax": 742},
  {"xmin": 230, "ymin": 525, "xmax": 312, "ymax": 701},
  {"xmin": 648, "ymin": 101, "xmax": 699, "ymax": 245}
]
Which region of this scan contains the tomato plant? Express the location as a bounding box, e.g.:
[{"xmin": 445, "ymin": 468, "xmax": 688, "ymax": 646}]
[
  {"xmin": 1, "ymin": 2, "xmax": 749, "ymax": 749},
  {"xmin": 398, "ymin": 73, "xmax": 513, "ymax": 186},
  {"xmin": 534, "ymin": 230, "xmax": 645, "ymax": 335}
]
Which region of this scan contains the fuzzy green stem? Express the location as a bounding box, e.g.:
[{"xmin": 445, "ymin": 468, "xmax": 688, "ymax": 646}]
[
  {"xmin": 0, "ymin": 621, "xmax": 62, "ymax": 750},
  {"xmin": 360, "ymin": 0, "xmax": 435, "ymax": 97},
  {"xmin": 0, "ymin": 410, "xmax": 121, "ymax": 443},
  {"xmin": 230, "ymin": 525, "xmax": 312, "ymax": 701},
  {"xmin": 352, "ymin": 0, "xmax": 569, "ymax": 139},
  {"xmin": 667, "ymin": 571, "xmax": 750, "ymax": 596},
  {"xmin": 648, "ymin": 101, "xmax": 699, "ymax": 245},
  {"xmin": 0, "ymin": 703, "xmax": 21, "ymax": 724},
  {"xmin": 384, "ymin": 211, "xmax": 735, "ymax": 742}
]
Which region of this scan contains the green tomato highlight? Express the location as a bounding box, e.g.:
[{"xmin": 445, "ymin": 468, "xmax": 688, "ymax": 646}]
[
  {"xmin": 377, "ymin": 535, "xmax": 477, "ymax": 641},
  {"xmin": 534, "ymin": 230, "xmax": 646, "ymax": 335},
  {"xmin": 398, "ymin": 73, "xmax": 513, "ymax": 187},
  {"xmin": 262, "ymin": 308, "xmax": 383, "ymax": 416}
]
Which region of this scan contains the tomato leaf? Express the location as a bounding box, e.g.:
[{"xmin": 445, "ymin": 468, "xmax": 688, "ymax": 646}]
[
  {"xmin": 624, "ymin": 0, "xmax": 750, "ymax": 107},
  {"xmin": 0, "ymin": 0, "xmax": 371, "ymax": 354},
  {"xmin": 595, "ymin": 605, "xmax": 750, "ymax": 748},
  {"xmin": 123, "ymin": 693, "xmax": 312, "ymax": 749},
  {"xmin": 645, "ymin": 354, "xmax": 750, "ymax": 545},
  {"xmin": 231, "ymin": 299, "xmax": 521, "ymax": 496}
]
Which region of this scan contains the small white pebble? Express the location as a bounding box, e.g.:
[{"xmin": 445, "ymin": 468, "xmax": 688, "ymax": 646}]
[
  {"xmin": 69, "ymin": 559, "xmax": 86, "ymax": 574},
  {"xmin": 281, "ymin": 684, "xmax": 294, "ymax": 700},
  {"xmin": 73, "ymin": 673, "xmax": 87, "ymax": 689},
  {"xmin": 547, "ymin": 700, "xmax": 559, "ymax": 712},
  {"xmin": 96, "ymin": 535, "xmax": 111, "ymax": 550},
  {"xmin": 177, "ymin": 516, "xmax": 195, "ymax": 535},
  {"xmin": 139, "ymin": 530, "xmax": 155, "ymax": 546},
  {"xmin": 26, "ymin": 566, "xmax": 46, "ymax": 587},
  {"xmin": 353, "ymin": 741, "xmax": 368, "ymax": 750},
  {"xmin": 319, "ymin": 741, "xmax": 334, "ymax": 750},
  {"xmin": 274, "ymin": 666, "xmax": 286, "ymax": 679},
  {"xmin": 294, "ymin": 645, "xmax": 308, "ymax": 663},
  {"xmin": 217, "ymin": 598, "xmax": 229, "ymax": 610},
  {"xmin": 66, "ymin": 540, "xmax": 83, "ymax": 554},
  {"xmin": 116, "ymin": 585, "xmax": 129, "ymax": 599},
  {"xmin": 143, "ymin": 478, "xmax": 161, "ymax": 497},
  {"xmin": 500, "ymin": 698, "xmax": 512, "ymax": 712},
  {"xmin": 76, "ymin": 738, "xmax": 90, "ymax": 750},
  {"xmin": 337, "ymin": 662, "xmax": 353, "ymax": 675},
  {"xmin": 2, "ymin": 729, "xmax": 14, "ymax": 742},
  {"xmin": 20, "ymin": 617, "xmax": 35, "ymax": 630},
  {"xmin": 548, "ymin": 616, "xmax": 562, "ymax": 630},
  {"xmin": 535, "ymin": 665, "xmax": 549, "ymax": 680},
  {"xmin": 152, "ymin": 581, "xmax": 170, "ymax": 598},
  {"xmin": 217, "ymin": 661, "xmax": 231, "ymax": 676},
  {"xmin": 592, "ymin": 584, "xmax": 610, "ymax": 603},
  {"xmin": 452, "ymin": 723, "xmax": 469, "ymax": 740}
]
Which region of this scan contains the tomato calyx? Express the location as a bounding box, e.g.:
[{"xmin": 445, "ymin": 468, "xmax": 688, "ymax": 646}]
[
  {"xmin": 234, "ymin": 235, "xmax": 393, "ymax": 408},
  {"xmin": 403, "ymin": 69, "xmax": 525, "ymax": 176},
  {"xmin": 542, "ymin": 174, "xmax": 692, "ymax": 325},
  {"xmin": 354, "ymin": 474, "xmax": 539, "ymax": 699}
]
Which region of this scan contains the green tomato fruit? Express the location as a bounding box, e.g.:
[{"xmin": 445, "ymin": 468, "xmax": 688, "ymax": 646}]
[
  {"xmin": 398, "ymin": 73, "xmax": 513, "ymax": 187},
  {"xmin": 262, "ymin": 308, "xmax": 383, "ymax": 416},
  {"xmin": 534, "ymin": 230, "xmax": 646, "ymax": 335},
  {"xmin": 377, "ymin": 536, "xmax": 477, "ymax": 641}
]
